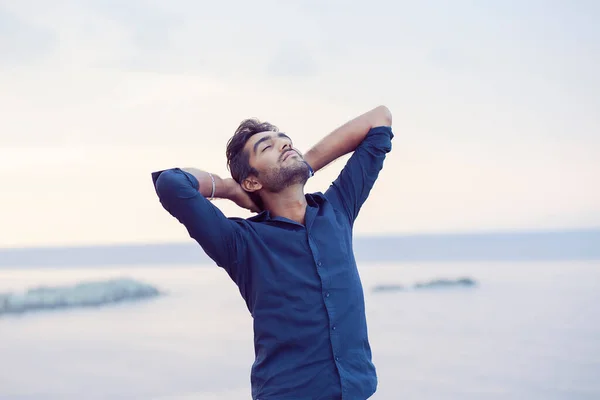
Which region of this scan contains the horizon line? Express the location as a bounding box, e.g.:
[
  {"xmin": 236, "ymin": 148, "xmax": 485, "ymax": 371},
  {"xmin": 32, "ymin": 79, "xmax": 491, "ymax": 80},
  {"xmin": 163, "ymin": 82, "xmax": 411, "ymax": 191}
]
[{"xmin": 2, "ymin": 226, "xmax": 599, "ymax": 251}]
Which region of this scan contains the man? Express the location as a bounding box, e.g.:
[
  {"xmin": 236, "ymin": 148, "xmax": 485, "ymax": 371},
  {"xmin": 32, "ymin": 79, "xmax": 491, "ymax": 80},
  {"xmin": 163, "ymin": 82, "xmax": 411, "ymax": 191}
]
[{"xmin": 151, "ymin": 105, "xmax": 394, "ymax": 399}]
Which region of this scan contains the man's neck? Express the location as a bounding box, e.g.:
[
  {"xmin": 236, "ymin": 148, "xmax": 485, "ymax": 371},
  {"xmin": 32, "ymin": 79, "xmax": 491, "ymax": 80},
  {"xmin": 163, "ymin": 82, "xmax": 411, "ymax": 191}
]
[{"xmin": 261, "ymin": 185, "xmax": 308, "ymax": 225}]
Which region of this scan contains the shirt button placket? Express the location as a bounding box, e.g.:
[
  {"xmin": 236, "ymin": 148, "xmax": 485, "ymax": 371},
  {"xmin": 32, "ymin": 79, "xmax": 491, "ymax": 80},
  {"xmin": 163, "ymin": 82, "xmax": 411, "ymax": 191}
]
[{"xmin": 318, "ymin": 261, "xmax": 328, "ymax": 300}]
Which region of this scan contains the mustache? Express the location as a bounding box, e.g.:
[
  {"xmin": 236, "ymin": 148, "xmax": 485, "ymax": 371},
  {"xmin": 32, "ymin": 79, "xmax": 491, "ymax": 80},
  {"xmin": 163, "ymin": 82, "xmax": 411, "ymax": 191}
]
[{"xmin": 280, "ymin": 149, "xmax": 300, "ymax": 162}]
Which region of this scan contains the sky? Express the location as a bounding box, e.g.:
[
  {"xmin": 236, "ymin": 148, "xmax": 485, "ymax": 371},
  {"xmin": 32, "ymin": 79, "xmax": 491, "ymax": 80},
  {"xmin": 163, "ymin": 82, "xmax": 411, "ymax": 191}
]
[{"xmin": 1, "ymin": 0, "xmax": 599, "ymax": 248}]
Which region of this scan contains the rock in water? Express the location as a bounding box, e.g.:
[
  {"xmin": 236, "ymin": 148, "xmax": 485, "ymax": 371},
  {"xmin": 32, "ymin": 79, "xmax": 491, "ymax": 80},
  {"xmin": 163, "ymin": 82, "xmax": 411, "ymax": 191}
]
[
  {"xmin": 0, "ymin": 278, "xmax": 162, "ymax": 316},
  {"xmin": 371, "ymin": 284, "xmax": 405, "ymax": 293},
  {"xmin": 413, "ymin": 277, "xmax": 476, "ymax": 289},
  {"xmin": 372, "ymin": 277, "xmax": 477, "ymax": 293}
]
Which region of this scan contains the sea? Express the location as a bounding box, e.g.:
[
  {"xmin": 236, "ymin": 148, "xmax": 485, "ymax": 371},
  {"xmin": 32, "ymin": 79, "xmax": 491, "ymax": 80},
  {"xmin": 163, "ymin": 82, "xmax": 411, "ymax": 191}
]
[
  {"xmin": 0, "ymin": 261, "xmax": 600, "ymax": 400},
  {"xmin": 1, "ymin": 259, "xmax": 599, "ymax": 400}
]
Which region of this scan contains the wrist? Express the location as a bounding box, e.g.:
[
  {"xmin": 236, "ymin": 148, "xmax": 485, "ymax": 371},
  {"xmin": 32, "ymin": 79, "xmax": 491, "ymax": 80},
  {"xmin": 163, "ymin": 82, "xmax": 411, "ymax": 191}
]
[
  {"xmin": 302, "ymin": 149, "xmax": 321, "ymax": 174},
  {"xmin": 220, "ymin": 178, "xmax": 240, "ymax": 200}
]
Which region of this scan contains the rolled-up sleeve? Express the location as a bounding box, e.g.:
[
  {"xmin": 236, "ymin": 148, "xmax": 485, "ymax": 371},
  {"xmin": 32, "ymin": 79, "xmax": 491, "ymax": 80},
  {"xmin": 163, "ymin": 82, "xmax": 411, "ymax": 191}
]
[
  {"xmin": 152, "ymin": 168, "xmax": 246, "ymax": 284},
  {"xmin": 325, "ymin": 126, "xmax": 394, "ymax": 225}
]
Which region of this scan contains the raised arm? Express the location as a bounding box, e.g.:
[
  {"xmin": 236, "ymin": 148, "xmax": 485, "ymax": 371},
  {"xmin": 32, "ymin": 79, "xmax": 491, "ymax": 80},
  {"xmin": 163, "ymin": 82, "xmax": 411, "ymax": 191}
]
[
  {"xmin": 178, "ymin": 168, "xmax": 259, "ymax": 212},
  {"xmin": 306, "ymin": 105, "xmax": 394, "ymax": 225},
  {"xmin": 303, "ymin": 105, "xmax": 392, "ymax": 173},
  {"xmin": 151, "ymin": 168, "xmax": 253, "ymax": 285}
]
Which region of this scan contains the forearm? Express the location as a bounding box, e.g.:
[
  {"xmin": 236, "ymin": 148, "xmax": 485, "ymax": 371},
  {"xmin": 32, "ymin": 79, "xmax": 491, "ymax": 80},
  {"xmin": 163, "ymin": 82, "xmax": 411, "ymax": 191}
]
[
  {"xmin": 153, "ymin": 167, "xmax": 258, "ymax": 213},
  {"xmin": 181, "ymin": 168, "xmax": 237, "ymax": 200},
  {"xmin": 303, "ymin": 105, "xmax": 392, "ymax": 173}
]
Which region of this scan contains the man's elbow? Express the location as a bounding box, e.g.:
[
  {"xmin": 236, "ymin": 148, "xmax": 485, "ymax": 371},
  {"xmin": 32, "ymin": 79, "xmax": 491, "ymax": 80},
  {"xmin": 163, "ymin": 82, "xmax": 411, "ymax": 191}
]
[
  {"xmin": 370, "ymin": 105, "xmax": 392, "ymax": 128},
  {"xmin": 152, "ymin": 169, "xmax": 175, "ymax": 199},
  {"xmin": 152, "ymin": 168, "xmax": 197, "ymax": 201}
]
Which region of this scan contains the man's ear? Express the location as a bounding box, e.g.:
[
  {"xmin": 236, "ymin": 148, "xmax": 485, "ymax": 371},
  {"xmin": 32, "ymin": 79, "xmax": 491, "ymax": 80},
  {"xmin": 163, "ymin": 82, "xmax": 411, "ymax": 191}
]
[{"xmin": 242, "ymin": 176, "xmax": 262, "ymax": 193}]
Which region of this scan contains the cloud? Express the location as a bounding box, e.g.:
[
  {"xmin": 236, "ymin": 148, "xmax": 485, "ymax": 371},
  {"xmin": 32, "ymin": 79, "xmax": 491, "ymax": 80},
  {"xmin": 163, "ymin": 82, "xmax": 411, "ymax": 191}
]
[
  {"xmin": 1, "ymin": 0, "xmax": 600, "ymax": 246},
  {"xmin": 0, "ymin": 146, "xmax": 90, "ymax": 171},
  {"xmin": 0, "ymin": 8, "xmax": 56, "ymax": 67},
  {"xmin": 267, "ymin": 41, "xmax": 318, "ymax": 78}
]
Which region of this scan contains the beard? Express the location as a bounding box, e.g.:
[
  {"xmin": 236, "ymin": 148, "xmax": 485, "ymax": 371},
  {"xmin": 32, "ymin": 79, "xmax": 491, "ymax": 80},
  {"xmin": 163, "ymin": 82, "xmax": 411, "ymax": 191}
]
[{"xmin": 260, "ymin": 159, "xmax": 310, "ymax": 193}]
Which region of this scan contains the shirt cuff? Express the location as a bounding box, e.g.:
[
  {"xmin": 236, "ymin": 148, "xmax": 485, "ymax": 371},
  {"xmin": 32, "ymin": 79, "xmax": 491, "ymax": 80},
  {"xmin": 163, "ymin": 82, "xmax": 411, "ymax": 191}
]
[{"xmin": 367, "ymin": 125, "xmax": 394, "ymax": 140}]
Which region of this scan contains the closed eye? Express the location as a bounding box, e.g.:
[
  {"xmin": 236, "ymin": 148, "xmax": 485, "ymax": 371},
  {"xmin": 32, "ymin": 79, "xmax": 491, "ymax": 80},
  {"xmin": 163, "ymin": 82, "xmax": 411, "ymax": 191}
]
[{"xmin": 262, "ymin": 145, "xmax": 271, "ymax": 152}]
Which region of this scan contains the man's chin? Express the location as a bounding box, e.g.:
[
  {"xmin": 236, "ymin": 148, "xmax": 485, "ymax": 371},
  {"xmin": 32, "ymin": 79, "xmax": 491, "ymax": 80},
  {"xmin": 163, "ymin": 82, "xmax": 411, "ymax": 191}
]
[{"xmin": 284, "ymin": 165, "xmax": 310, "ymax": 186}]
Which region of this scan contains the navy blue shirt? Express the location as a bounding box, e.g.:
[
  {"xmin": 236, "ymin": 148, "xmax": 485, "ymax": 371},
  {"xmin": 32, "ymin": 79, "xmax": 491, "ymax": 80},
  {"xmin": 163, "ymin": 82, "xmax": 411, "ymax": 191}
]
[{"xmin": 152, "ymin": 126, "xmax": 393, "ymax": 399}]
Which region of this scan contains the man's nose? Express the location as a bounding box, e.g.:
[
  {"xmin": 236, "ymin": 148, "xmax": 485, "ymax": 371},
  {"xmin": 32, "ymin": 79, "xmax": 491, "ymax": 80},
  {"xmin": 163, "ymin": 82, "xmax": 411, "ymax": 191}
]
[{"xmin": 280, "ymin": 141, "xmax": 291, "ymax": 151}]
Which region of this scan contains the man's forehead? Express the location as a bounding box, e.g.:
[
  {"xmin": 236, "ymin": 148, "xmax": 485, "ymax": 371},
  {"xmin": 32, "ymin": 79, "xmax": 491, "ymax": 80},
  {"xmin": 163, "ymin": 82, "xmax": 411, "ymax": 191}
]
[
  {"xmin": 244, "ymin": 131, "xmax": 292, "ymax": 152},
  {"xmin": 250, "ymin": 131, "xmax": 291, "ymax": 142}
]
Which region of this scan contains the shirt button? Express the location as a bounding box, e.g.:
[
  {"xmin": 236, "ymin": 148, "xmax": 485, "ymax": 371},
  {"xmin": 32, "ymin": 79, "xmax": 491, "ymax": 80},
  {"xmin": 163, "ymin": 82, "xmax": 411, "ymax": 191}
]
[
  {"xmin": 335, "ymin": 356, "xmax": 340, "ymax": 361},
  {"xmin": 325, "ymin": 292, "xmax": 330, "ymax": 298},
  {"xmin": 332, "ymin": 326, "xmax": 336, "ymax": 330},
  {"xmin": 317, "ymin": 261, "xmax": 322, "ymax": 267}
]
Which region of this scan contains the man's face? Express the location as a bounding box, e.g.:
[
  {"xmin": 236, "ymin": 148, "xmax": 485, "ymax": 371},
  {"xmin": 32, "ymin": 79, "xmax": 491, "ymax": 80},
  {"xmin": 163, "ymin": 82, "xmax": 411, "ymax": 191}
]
[{"xmin": 242, "ymin": 131, "xmax": 309, "ymax": 193}]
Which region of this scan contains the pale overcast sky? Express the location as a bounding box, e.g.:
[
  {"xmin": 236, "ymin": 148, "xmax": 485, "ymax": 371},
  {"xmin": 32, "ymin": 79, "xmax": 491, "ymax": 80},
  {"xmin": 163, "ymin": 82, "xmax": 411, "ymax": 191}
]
[{"xmin": 1, "ymin": 0, "xmax": 599, "ymax": 247}]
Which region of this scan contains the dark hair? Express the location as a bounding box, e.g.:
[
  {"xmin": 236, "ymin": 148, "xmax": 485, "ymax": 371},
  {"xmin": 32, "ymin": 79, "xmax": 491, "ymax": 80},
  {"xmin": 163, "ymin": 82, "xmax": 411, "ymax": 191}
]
[{"xmin": 226, "ymin": 118, "xmax": 279, "ymax": 210}]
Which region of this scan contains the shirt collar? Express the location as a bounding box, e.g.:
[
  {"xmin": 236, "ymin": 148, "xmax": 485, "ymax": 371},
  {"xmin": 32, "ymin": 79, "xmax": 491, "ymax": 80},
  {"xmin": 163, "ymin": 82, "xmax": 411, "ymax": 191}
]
[{"xmin": 247, "ymin": 192, "xmax": 325, "ymax": 223}]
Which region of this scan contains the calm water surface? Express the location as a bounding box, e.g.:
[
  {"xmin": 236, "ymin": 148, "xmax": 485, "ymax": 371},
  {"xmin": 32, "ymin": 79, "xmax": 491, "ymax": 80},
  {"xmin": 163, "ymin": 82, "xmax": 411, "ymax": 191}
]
[{"xmin": 1, "ymin": 261, "xmax": 599, "ymax": 399}]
